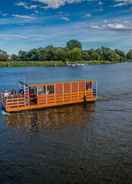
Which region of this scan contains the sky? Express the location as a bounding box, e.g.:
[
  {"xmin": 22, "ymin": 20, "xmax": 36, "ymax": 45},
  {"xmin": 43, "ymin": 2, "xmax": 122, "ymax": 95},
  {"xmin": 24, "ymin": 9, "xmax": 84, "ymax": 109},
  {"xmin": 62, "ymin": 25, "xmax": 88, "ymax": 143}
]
[{"xmin": 0, "ymin": 0, "xmax": 132, "ymax": 53}]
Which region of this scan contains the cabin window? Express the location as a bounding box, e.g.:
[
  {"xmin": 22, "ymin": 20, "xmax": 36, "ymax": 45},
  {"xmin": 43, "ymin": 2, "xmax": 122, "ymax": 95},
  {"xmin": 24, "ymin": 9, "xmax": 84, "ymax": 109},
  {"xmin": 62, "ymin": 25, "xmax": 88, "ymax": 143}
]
[
  {"xmin": 86, "ymin": 81, "xmax": 92, "ymax": 90},
  {"xmin": 47, "ymin": 85, "xmax": 54, "ymax": 94},
  {"xmin": 37, "ymin": 86, "xmax": 46, "ymax": 95},
  {"xmin": 29, "ymin": 87, "xmax": 37, "ymax": 95}
]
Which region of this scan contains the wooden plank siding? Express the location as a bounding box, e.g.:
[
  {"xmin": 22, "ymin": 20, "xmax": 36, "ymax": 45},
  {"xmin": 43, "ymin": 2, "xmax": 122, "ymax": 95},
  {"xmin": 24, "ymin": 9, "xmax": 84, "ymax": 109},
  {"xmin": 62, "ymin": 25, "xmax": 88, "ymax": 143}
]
[{"xmin": 3, "ymin": 80, "xmax": 96, "ymax": 112}]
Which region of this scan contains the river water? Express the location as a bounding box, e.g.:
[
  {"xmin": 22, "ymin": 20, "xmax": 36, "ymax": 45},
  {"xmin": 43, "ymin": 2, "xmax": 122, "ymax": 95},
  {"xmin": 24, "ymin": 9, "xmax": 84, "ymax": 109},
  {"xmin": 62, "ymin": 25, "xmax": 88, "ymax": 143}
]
[{"xmin": 0, "ymin": 63, "xmax": 132, "ymax": 184}]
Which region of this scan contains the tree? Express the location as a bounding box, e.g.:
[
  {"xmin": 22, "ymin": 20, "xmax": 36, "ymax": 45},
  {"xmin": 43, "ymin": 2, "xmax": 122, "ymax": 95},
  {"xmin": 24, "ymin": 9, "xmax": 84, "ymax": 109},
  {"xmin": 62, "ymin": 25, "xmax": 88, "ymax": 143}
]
[
  {"xmin": 89, "ymin": 49, "xmax": 101, "ymax": 60},
  {"xmin": 45, "ymin": 45, "xmax": 56, "ymax": 61},
  {"xmin": 27, "ymin": 49, "xmax": 39, "ymax": 61},
  {"xmin": 127, "ymin": 49, "xmax": 132, "ymax": 60},
  {"xmin": 37, "ymin": 48, "xmax": 47, "ymax": 61},
  {"xmin": 110, "ymin": 52, "xmax": 121, "ymax": 62},
  {"xmin": 11, "ymin": 54, "xmax": 18, "ymax": 61},
  {"xmin": 18, "ymin": 50, "xmax": 28, "ymax": 61},
  {"xmin": 54, "ymin": 48, "xmax": 68, "ymax": 62},
  {"xmin": 95, "ymin": 47, "xmax": 121, "ymax": 61},
  {"xmin": 0, "ymin": 49, "xmax": 9, "ymax": 61},
  {"xmin": 66, "ymin": 40, "xmax": 82, "ymax": 50},
  {"xmin": 82, "ymin": 51, "xmax": 90, "ymax": 61},
  {"xmin": 115, "ymin": 49, "xmax": 126, "ymax": 61},
  {"xmin": 68, "ymin": 48, "xmax": 82, "ymax": 61}
]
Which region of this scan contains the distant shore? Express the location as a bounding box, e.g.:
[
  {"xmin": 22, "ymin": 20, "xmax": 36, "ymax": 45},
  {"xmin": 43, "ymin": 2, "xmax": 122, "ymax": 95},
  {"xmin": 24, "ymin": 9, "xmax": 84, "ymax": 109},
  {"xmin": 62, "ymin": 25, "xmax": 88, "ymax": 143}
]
[{"xmin": 0, "ymin": 60, "xmax": 128, "ymax": 67}]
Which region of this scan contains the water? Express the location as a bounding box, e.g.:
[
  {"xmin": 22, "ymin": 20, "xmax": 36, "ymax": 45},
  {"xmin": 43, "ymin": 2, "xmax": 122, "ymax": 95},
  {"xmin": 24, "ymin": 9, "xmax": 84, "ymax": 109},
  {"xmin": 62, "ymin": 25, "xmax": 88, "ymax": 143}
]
[{"xmin": 0, "ymin": 63, "xmax": 132, "ymax": 184}]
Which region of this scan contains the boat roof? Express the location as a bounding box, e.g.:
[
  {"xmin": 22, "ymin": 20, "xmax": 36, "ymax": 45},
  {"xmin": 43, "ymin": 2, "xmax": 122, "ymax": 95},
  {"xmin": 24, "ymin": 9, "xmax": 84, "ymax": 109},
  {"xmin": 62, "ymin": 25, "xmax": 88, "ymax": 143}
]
[{"xmin": 24, "ymin": 79, "xmax": 96, "ymax": 87}]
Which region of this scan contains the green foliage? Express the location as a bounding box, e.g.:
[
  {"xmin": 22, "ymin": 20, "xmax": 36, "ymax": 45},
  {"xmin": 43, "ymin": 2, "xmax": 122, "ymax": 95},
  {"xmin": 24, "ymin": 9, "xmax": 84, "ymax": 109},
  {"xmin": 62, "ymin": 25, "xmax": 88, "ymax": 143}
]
[
  {"xmin": 115, "ymin": 49, "xmax": 126, "ymax": 60},
  {"xmin": 66, "ymin": 40, "xmax": 82, "ymax": 50},
  {"xmin": 127, "ymin": 49, "xmax": 132, "ymax": 60},
  {"xmin": 82, "ymin": 50, "xmax": 90, "ymax": 60},
  {"xmin": 0, "ymin": 49, "xmax": 8, "ymax": 61},
  {"xmin": 68, "ymin": 48, "xmax": 82, "ymax": 61},
  {"xmin": 0, "ymin": 40, "xmax": 131, "ymax": 65},
  {"xmin": 54, "ymin": 48, "xmax": 68, "ymax": 61}
]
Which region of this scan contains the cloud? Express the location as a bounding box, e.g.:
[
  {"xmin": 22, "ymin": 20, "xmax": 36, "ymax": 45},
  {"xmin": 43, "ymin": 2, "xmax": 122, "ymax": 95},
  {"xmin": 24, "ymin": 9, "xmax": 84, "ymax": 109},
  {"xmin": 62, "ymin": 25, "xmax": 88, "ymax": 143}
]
[
  {"xmin": 114, "ymin": 2, "xmax": 126, "ymax": 7},
  {"xmin": 0, "ymin": 34, "xmax": 29, "ymax": 41},
  {"xmin": 115, "ymin": 0, "xmax": 132, "ymax": 3},
  {"xmin": 60, "ymin": 16, "xmax": 70, "ymax": 21},
  {"xmin": 13, "ymin": 14, "xmax": 36, "ymax": 20},
  {"xmin": 16, "ymin": 0, "xmax": 104, "ymax": 10},
  {"xmin": 16, "ymin": 2, "xmax": 38, "ymax": 9},
  {"xmin": 106, "ymin": 23, "xmax": 128, "ymax": 30},
  {"xmin": 0, "ymin": 19, "xmax": 131, "ymax": 54},
  {"xmin": 114, "ymin": 0, "xmax": 132, "ymax": 6},
  {"xmin": 89, "ymin": 21, "xmax": 132, "ymax": 31},
  {"xmin": 35, "ymin": 0, "xmax": 87, "ymax": 9},
  {"xmin": 90, "ymin": 25, "xmax": 101, "ymax": 29}
]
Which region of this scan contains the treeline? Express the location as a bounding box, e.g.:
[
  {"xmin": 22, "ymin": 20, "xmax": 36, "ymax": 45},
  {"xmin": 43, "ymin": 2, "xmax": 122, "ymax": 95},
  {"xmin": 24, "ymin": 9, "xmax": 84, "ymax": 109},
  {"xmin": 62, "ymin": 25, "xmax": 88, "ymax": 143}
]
[{"xmin": 0, "ymin": 40, "xmax": 132, "ymax": 63}]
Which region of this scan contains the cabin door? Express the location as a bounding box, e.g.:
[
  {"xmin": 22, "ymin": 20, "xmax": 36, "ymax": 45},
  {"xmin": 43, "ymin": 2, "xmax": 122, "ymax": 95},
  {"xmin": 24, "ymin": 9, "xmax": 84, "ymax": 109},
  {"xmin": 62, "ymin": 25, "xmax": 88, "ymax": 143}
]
[{"xmin": 29, "ymin": 87, "xmax": 37, "ymax": 105}]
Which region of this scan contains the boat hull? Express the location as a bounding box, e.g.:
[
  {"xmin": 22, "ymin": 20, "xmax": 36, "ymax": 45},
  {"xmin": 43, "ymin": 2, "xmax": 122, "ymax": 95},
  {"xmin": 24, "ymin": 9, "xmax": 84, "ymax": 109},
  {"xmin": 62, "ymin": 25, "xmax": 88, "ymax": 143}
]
[{"xmin": 6, "ymin": 98, "xmax": 96, "ymax": 113}]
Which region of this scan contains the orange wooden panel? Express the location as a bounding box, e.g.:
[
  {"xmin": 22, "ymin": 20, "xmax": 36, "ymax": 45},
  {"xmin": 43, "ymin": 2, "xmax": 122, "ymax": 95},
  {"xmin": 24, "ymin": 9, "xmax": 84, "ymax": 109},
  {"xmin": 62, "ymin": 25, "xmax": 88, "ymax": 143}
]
[
  {"xmin": 56, "ymin": 83, "xmax": 63, "ymax": 94},
  {"xmin": 72, "ymin": 82, "xmax": 78, "ymax": 92},
  {"xmin": 79, "ymin": 81, "xmax": 85, "ymax": 91},
  {"xmin": 64, "ymin": 83, "xmax": 71, "ymax": 93}
]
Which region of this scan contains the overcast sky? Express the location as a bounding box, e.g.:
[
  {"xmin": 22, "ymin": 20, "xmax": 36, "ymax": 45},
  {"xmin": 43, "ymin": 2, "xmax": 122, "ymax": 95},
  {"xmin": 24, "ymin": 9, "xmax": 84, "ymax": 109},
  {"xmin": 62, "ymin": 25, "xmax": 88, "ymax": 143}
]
[{"xmin": 0, "ymin": 0, "xmax": 132, "ymax": 53}]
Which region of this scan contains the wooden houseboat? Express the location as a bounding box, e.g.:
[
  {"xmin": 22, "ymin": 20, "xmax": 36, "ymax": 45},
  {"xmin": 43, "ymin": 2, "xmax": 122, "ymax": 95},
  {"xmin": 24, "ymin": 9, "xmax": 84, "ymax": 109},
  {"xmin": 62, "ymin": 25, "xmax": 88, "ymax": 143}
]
[{"xmin": 0, "ymin": 80, "xmax": 97, "ymax": 113}]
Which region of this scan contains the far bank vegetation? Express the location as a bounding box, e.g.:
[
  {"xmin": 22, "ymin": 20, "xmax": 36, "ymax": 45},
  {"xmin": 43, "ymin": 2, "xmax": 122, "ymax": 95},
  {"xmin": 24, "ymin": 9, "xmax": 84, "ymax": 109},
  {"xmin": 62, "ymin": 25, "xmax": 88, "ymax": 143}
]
[{"xmin": 0, "ymin": 40, "xmax": 132, "ymax": 66}]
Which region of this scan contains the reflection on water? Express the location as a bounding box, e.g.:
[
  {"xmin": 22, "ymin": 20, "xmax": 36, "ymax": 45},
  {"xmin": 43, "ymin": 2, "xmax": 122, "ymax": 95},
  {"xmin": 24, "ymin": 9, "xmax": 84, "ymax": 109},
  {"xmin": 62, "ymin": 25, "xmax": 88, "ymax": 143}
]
[
  {"xmin": 1, "ymin": 97, "xmax": 132, "ymax": 184},
  {"xmin": 6, "ymin": 103, "xmax": 95, "ymax": 130},
  {"xmin": 1, "ymin": 64, "xmax": 132, "ymax": 184}
]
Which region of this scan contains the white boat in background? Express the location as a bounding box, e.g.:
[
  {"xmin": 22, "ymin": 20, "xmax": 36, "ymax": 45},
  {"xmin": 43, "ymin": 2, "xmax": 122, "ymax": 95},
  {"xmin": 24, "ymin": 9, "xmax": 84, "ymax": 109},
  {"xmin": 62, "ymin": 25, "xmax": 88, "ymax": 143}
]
[{"xmin": 66, "ymin": 63, "xmax": 85, "ymax": 67}]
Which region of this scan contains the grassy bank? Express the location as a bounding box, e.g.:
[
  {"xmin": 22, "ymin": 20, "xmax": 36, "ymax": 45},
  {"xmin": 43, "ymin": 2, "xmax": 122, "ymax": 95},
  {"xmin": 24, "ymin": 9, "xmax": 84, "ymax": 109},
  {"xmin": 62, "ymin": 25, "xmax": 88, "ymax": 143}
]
[
  {"xmin": 0, "ymin": 61, "xmax": 65, "ymax": 67},
  {"xmin": 0, "ymin": 60, "xmax": 124, "ymax": 67}
]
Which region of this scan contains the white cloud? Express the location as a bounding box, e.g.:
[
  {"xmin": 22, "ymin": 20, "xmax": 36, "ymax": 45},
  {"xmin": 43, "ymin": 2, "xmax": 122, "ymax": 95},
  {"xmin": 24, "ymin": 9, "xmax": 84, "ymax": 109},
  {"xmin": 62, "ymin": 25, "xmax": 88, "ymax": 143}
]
[
  {"xmin": 60, "ymin": 16, "xmax": 70, "ymax": 21},
  {"xmin": 114, "ymin": 0, "xmax": 132, "ymax": 6},
  {"xmin": 115, "ymin": 0, "xmax": 132, "ymax": 2},
  {"xmin": 107, "ymin": 23, "xmax": 126, "ymax": 30},
  {"xmin": 35, "ymin": 0, "xmax": 88, "ymax": 9},
  {"xmin": 90, "ymin": 25, "xmax": 101, "ymax": 29},
  {"xmin": 0, "ymin": 34, "xmax": 29, "ymax": 40},
  {"xmin": 114, "ymin": 2, "xmax": 126, "ymax": 7},
  {"xmin": 89, "ymin": 21, "xmax": 132, "ymax": 31},
  {"xmin": 13, "ymin": 14, "xmax": 36, "ymax": 20},
  {"xmin": 16, "ymin": 2, "xmax": 38, "ymax": 9}
]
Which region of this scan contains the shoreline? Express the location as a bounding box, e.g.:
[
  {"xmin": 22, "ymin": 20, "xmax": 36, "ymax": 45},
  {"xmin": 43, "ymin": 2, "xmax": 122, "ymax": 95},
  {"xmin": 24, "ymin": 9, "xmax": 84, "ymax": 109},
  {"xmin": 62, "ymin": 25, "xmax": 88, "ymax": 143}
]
[{"xmin": 0, "ymin": 60, "xmax": 129, "ymax": 67}]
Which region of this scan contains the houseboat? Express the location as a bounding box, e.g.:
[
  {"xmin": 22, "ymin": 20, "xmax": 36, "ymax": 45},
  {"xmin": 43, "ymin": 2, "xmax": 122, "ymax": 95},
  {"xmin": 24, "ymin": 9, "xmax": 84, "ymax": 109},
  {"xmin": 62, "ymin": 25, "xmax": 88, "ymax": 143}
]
[{"xmin": 0, "ymin": 80, "xmax": 97, "ymax": 113}]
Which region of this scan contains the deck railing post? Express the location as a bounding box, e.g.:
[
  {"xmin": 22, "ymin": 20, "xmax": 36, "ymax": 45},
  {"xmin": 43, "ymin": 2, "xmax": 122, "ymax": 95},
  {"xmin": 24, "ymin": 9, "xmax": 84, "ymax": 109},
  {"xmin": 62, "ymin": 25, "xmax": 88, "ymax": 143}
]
[
  {"xmin": 78, "ymin": 80, "xmax": 79, "ymax": 99},
  {"xmin": 46, "ymin": 85, "xmax": 48, "ymax": 104},
  {"xmin": 63, "ymin": 83, "xmax": 64, "ymax": 102},
  {"xmin": 54, "ymin": 83, "xmax": 56, "ymax": 103},
  {"xmin": 85, "ymin": 80, "xmax": 86, "ymax": 96},
  {"xmin": 24, "ymin": 84, "xmax": 30, "ymax": 106},
  {"xmin": 71, "ymin": 82, "xmax": 72, "ymax": 101}
]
